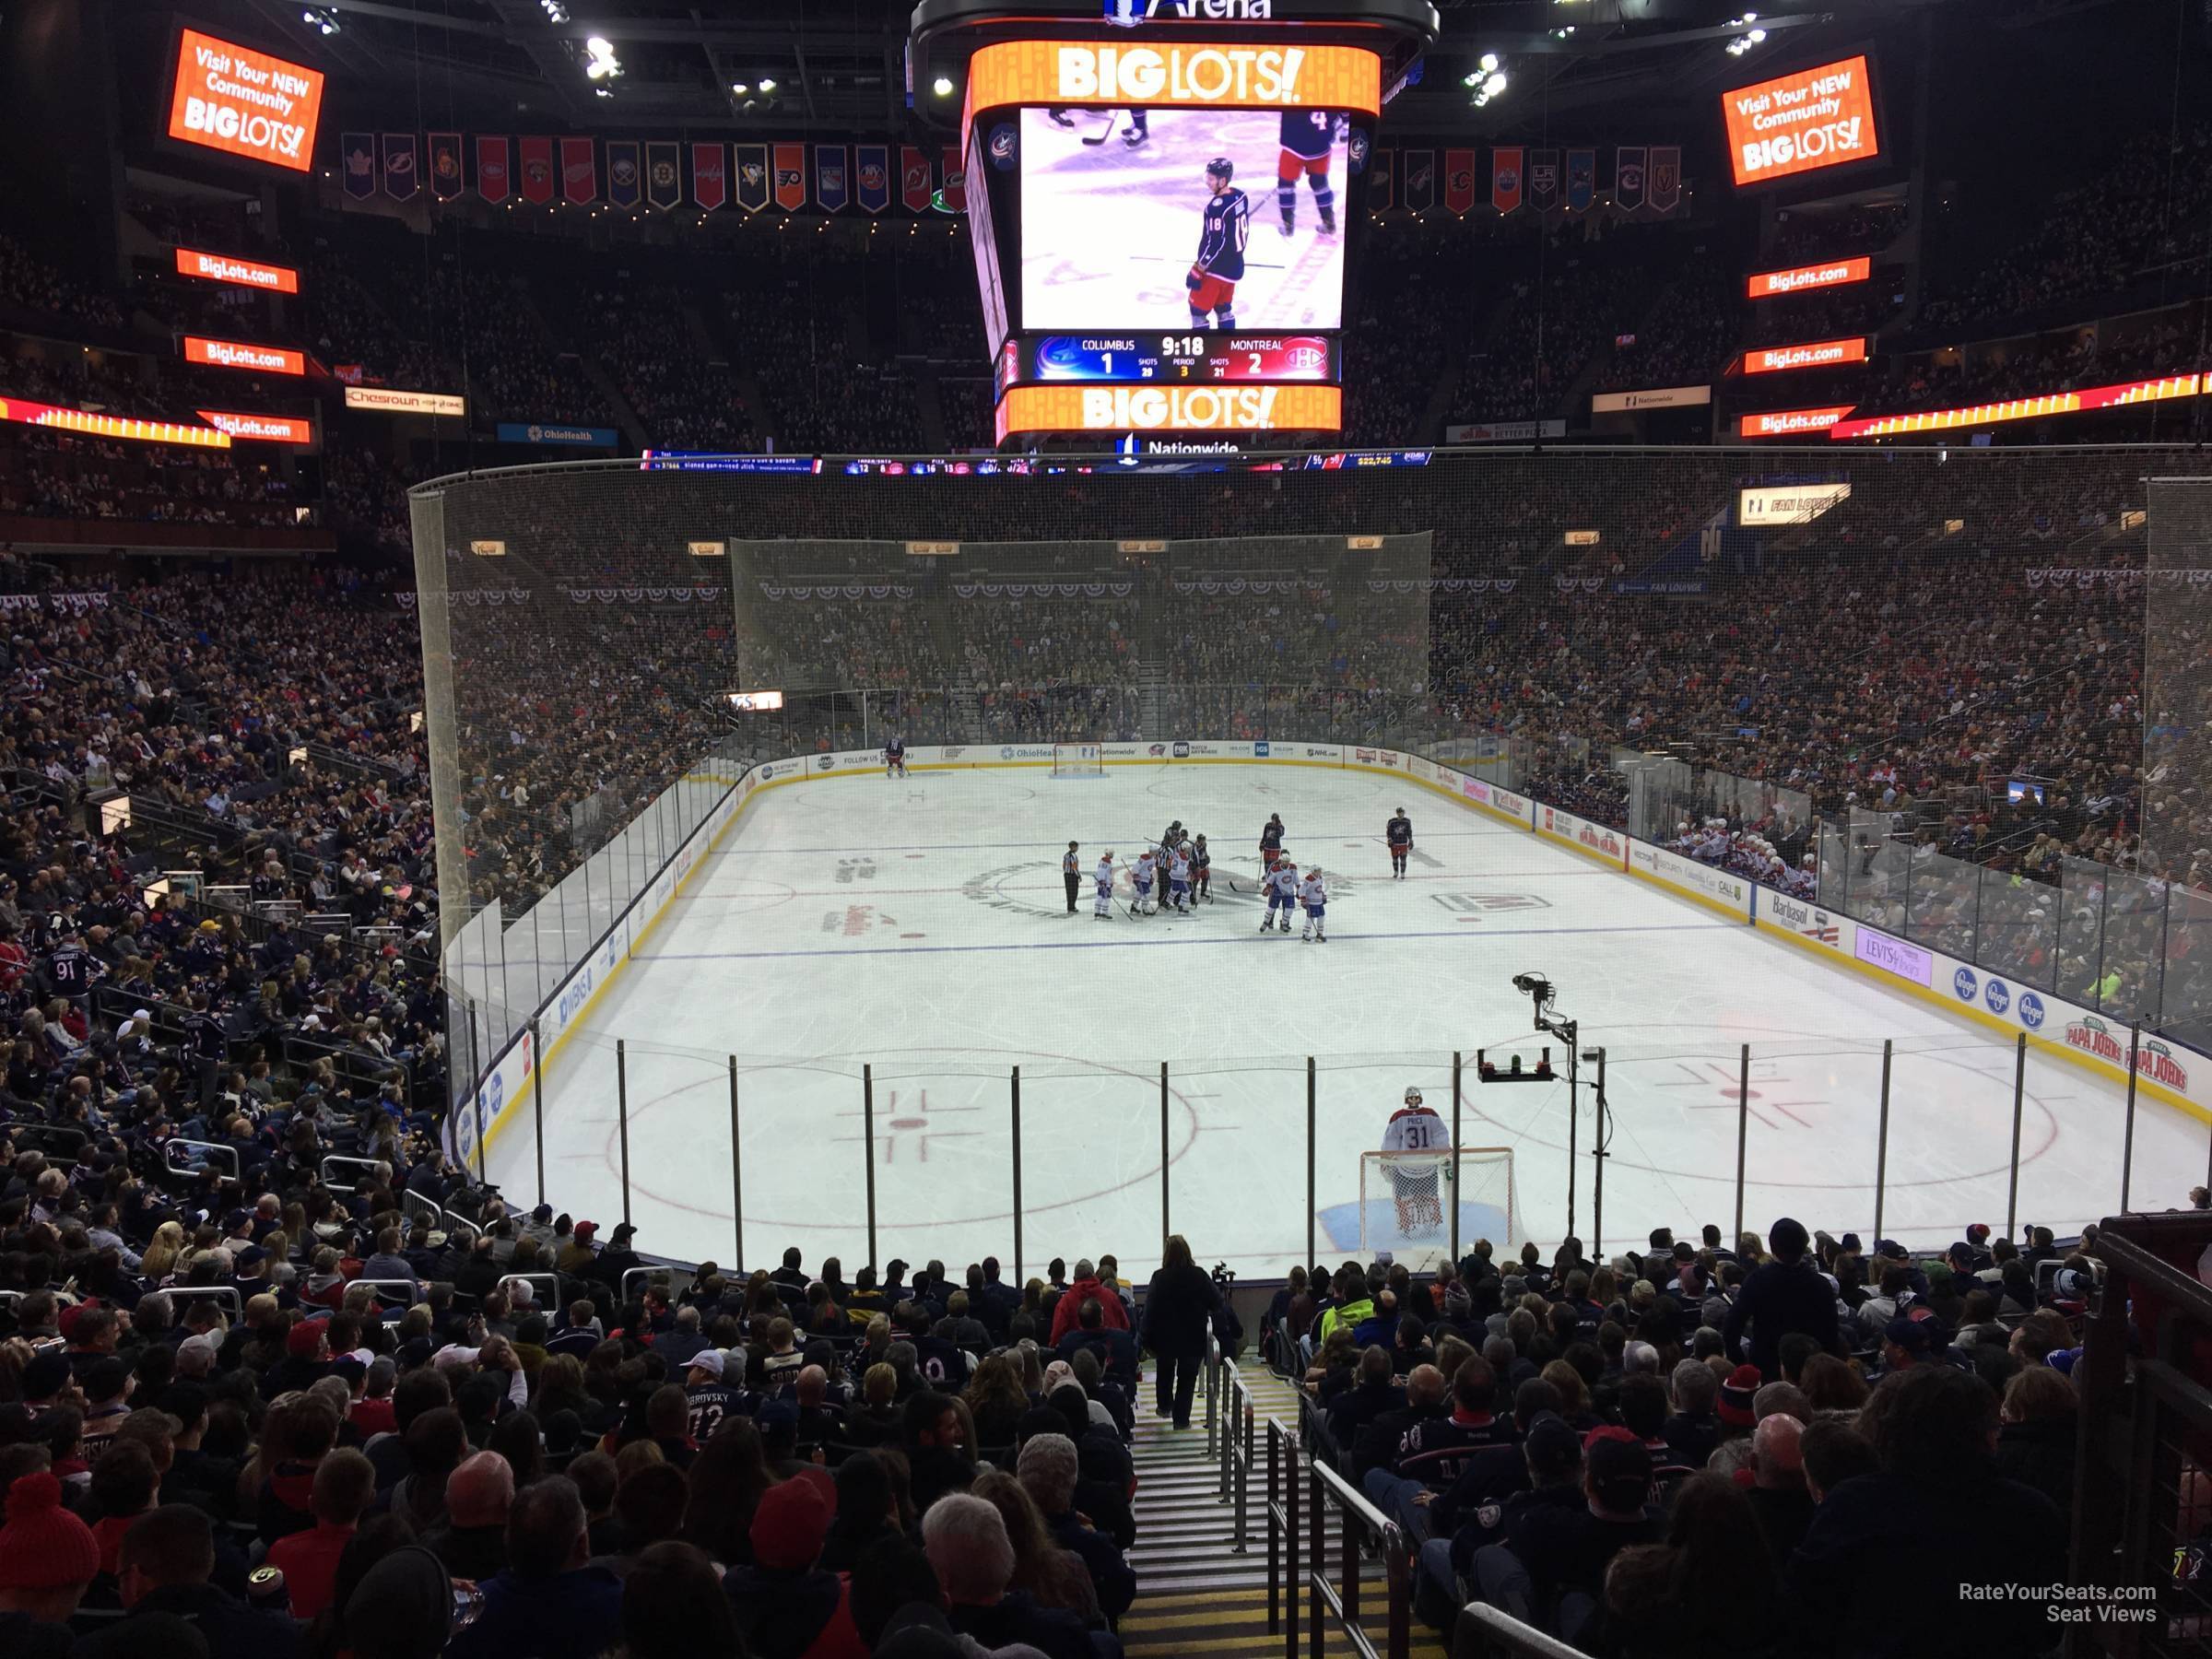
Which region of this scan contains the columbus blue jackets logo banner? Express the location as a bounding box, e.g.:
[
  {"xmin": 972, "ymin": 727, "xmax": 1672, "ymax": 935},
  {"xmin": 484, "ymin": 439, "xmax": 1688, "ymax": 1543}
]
[
  {"xmin": 691, "ymin": 143, "xmax": 726, "ymax": 212},
  {"xmin": 1347, "ymin": 127, "xmax": 1370, "ymax": 173},
  {"xmin": 646, "ymin": 141, "xmax": 681, "ymax": 211},
  {"xmin": 429, "ymin": 133, "xmax": 463, "ymax": 200},
  {"xmin": 735, "ymin": 143, "xmax": 770, "ymax": 214},
  {"xmin": 987, "ymin": 124, "xmax": 1018, "ymax": 171},
  {"xmin": 1615, "ymin": 147, "xmax": 1646, "ymax": 213},
  {"xmin": 381, "ymin": 133, "xmax": 418, "ymax": 200},
  {"xmin": 815, "ymin": 145, "xmax": 848, "ymax": 213},
  {"xmin": 773, "ymin": 143, "xmax": 806, "ymax": 211},
  {"xmin": 1491, "ymin": 147, "xmax": 1522, "ymax": 213},
  {"xmin": 1527, "ymin": 148, "xmax": 1559, "ymax": 212},
  {"xmin": 606, "ymin": 140, "xmax": 641, "ymax": 209},
  {"xmin": 854, "ymin": 144, "xmax": 889, "ymax": 214},
  {"xmin": 1566, "ymin": 148, "xmax": 1595, "ymax": 213},
  {"xmin": 1401, "ymin": 149, "xmax": 1434, "ymax": 213},
  {"xmin": 342, "ymin": 132, "xmax": 375, "ymax": 200},
  {"xmin": 901, "ymin": 146, "xmax": 934, "ymax": 213},
  {"xmin": 1650, "ymin": 146, "xmax": 1681, "ymax": 214},
  {"xmin": 1443, "ymin": 148, "xmax": 1475, "ymax": 215}
]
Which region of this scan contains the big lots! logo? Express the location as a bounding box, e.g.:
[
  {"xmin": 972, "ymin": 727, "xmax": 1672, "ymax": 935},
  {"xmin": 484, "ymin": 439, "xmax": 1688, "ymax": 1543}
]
[
  {"xmin": 2065, "ymin": 1017, "xmax": 2190, "ymax": 1089},
  {"xmin": 1057, "ymin": 44, "xmax": 1312, "ymax": 105},
  {"xmin": 1081, "ymin": 386, "xmax": 1278, "ymax": 429}
]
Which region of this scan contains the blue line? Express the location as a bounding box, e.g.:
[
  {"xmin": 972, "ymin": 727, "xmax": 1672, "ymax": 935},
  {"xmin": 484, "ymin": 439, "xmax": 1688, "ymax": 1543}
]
[{"xmin": 632, "ymin": 918, "xmax": 1730, "ymax": 964}]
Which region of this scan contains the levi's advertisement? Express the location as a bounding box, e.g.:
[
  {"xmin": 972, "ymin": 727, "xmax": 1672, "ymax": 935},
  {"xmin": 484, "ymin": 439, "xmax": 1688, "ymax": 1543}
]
[
  {"xmin": 967, "ymin": 40, "xmax": 1381, "ymax": 117},
  {"xmin": 167, "ymin": 28, "xmax": 325, "ymax": 172},
  {"xmin": 1723, "ymin": 55, "xmax": 1879, "ymax": 186},
  {"xmin": 994, "ymin": 384, "xmax": 1340, "ymax": 440}
]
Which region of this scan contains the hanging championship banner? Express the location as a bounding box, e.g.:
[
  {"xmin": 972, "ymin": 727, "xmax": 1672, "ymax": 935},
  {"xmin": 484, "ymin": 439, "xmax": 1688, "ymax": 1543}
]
[
  {"xmin": 1401, "ymin": 149, "xmax": 1434, "ymax": 213},
  {"xmin": 1650, "ymin": 146, "xmax": 1681, "ymax": 213},
  {"xmin": 381, "ymin": 133, "xmax": 418, "ymax": 199},
  {"xmin": 941, "ymin": 144, "xmax": 966, "ymax": 211},
  {"xmin": 341, "ymin": 132, "xmax": 375, "ymax": 200},
  {"xmin": 606, "ymin": 140, "xmax": 641, "ymax": 208},
  {"xmin": 519, "ymin": 137, "xmax": 555, "ymax": 205},
  {"xmin": 477, "ymin": 136, "xmax": 511, "ymax": 204},
  {"xmin": 735, "ymin": 144, "xmax": 770, "ymax": 213},
  {"xmin": 1527, "ymin": 148, "xmax": 1559, "ymax": 212},
  {"xmin": 816, "ymin": 145, "xmax": 849, "ymax": 213},
  {"xmin": 1566, "ymin": 148, "xmax": 1595, "ymax": 212},
  {"xmin": 1491, "ymin": 147, "xmax": 1522, "ymax": 213},
  {"xmin": 901, "ymin": 146, "xmax": 934, "ymax": 213},
  {"xmin": 645, "ymin": 141, "xmax": 681, "ymax": 210},
  {"xmin": 772, "ymin": 143, "xmax": 806, "ymax": 211},
  {"xmin": 1614, "ymin": 147, "xmax": 1646, "ymax": 213},
  {"xmin": 559, "ymin": 136, "xmax": 596, "ymax": 204},
  {"xmin": 1442, "ymin": 148, "xmax": 1476, "ymax": 215},
  {"xmin": 1370, "ymin": 147, "xmax": 1393, "ymax": 210},
  {"xmin": 854, "ymin": 144, "xmax": 889, "ymax": 214},
  {"xmin": 429, "ymin": 133, "xmax": 463, "ymax": 200},
  {"xmin": 691, "ymin": 143, "xmax": 727, "ymax": 212}
]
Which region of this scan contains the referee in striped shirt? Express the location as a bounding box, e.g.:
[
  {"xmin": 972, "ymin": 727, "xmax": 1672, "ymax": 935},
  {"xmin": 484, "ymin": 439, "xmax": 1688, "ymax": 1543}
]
[{"xmin": 1064, "ymin": 841, "xmax": 1081, "ymax": 913}]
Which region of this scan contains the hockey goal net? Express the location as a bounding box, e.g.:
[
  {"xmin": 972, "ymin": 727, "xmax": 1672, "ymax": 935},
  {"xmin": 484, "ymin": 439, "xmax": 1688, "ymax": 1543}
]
[
  {"xmin": 1358, "ymin": 1147, "xmax": 1518, "ymax": 1265},
  {"xmin": 1050, "ymin": 742, "xmax": 1103, "ymax": 778}
]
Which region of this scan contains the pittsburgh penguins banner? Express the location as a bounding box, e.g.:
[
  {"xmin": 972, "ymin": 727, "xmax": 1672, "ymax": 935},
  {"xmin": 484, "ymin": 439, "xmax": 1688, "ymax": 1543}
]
[
  {"xmin": 1401, "ymin": 149, "xmax": 1435, "ymax": 213},
  {"xmin": 1614, "ymin": 146, "xmax": 1647, "ymax": 213},
  {"xmin": 1566, "ymin": 148, "xmax": 1595, "ymax": 213},
  {"xmin": 1370, "ymin": 148, "xmax": 1393, "ymax": 210},
  {"xmin": 854, "ymin": 144, "xmax": 890, "ymax": 214},
  {"xmin": 900, "ymin": 146, "xmax": 934, "ymax": 213},
  {"xmin": 381, "ymin": 133, "xmax": 418, "ymax": 200},
  {"xmin": 519, "ymin": 137, "xmax": 555, "ymax": 205},
  {"xmin": 735, "ymin": 144, "xmax": 770, "ymax": 214},
  {"xmin": 645, "ymin": 142, "xmax": 681, "ymax": 210},
  {"xmin": 1650, "ymin": 146, "xmax": 1682, "ymax": 215},
  {"xmin": 691, "ymin": 143, "xmax": 727, "ymax": 212},
  {"xmin": 606, "ymin": 140, "xmax": 641, "ymax": 209},
  {"xmin": 941, "ymin": 145, "xmax": 966, "ymax": 211},
  {"xmin": 560, "ymin": 137, "xmax": 596, "ymax": 205},
  {"xmin": 429, "ymin": 133, "xmax": 464, "ymax": 200},
  {"xmin": 772, "ymin": 144, "xmax": 806, "ymax": 211},
  {"xmin": 1443, "ymin": 148, "xmax": 1476, "ymax": 215},
  {"xmin": 815, "ymin": 145, "xmax": 848, "ymax": 213},
  {"xmin": 1527, "ymin": 148, "xmax": 1559, "ymax": 212},
  {"xmin": 1491, "ymin": 147, "xmax": 1522, "ymax": 213},
  {"xmin": 477, "ymin": 137, "xmax": 510, "ymax": 204},
  {"xmin": 342, "ymin": 133, "xmax": 375, "ymax": 200}
]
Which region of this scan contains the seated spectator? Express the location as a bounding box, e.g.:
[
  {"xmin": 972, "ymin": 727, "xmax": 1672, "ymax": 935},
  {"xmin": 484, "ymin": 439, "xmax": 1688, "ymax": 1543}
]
[
  {"xmin": 1361, "ymin": 1355, "xmax": 1512, "ymax": 1540},
  {"xmin": 1469, "ymin": 1427, "xmax": 1659, "ymax": 1647},
  {"xmin": 1602, "ymin": 1471, "xmax": 1779, "ymax": 1655},
  {"xmin": 1744, "ymin": 1414, "xmax": 1815, "ymax": 1565},
  {"xmin": 0, "ymin": 1470, "xmax": 100, "ymax": 1659},
  {"xmin": 902, "ymin": 1390, "xmax": 976, "ymax": 1514},
  {"xmin": 93, "ymin": 1504, "xmax": 304, "ymax": 1658},
  {"xmin": 620, "ymin": 1540, "xmax": 744, "ymax": 1659},
  {"xmin": 265, "ymin": 1447, "xmax": 376, "ymax": 1621},
  {"xmin": 1048, "ymin": 1261, "xmax": 1130, "ymax": 1347},
  {"xmin": 446, "ymin": 1477, "xmax": 624, "ymax": 1659},
  {"xmin": 1016, "ymin": 1432, "xmax": 1135, "ymax": 1626},
  {"xmin": 721, "ymin": 1476, "xmax": 865, "ymax": 1657},
  {"xmin": 423, "ymin": 1449, "xmax": 512, "ymax": 1582},
  {"xmin": 820, "ymin": 1450, "xmax": 902, "ymax": 1573},
  {"xmin": 1994, "ymin": 1365, "xmax": 2077, "ymax": 1512},
  {"xmin": 922, "ymin": 1491, "xmax": 1104, "ymax": 1659}
]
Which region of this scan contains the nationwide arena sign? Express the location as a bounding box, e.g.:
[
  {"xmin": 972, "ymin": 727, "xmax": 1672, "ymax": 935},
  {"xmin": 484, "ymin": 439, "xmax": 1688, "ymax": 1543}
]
[
  {"xmin": 182, "ymin": 335, "xmax": 305, "ymax": 375},
  {"xmin": 0, "ymin": 398, "xmax": 229, "ymax": 448},
  {"xmin": 1743, "ymin": 336, "xmax": 1869, "ymax": 374},
  {"xmin": 1745, "ymin": 256, "xmax": 1870, "ymax": 300},
  {"xmin": 173, "ymin": 248, "xmax": 300, "ymax": 294},
  {"xmin": 166, "ymin": 28, "xmax": 325, "ymax": 172},
  {"xmin": 995, "ymin": 382, "xmax": 1340, "ymax": 439},
  {"xmin": 1723, "ymin": 55, "xmax": 1879, "ymax": 186},
  {"xmin": 1738, "ymin": 405, "xmax": 1855, "ymax": 439},
  {"xmin": 1826, "ymin": 372, "xmax": 2204, "ymax": 439},
  {"xmin": 965, "ymin": 40, "xmax": 1381, "ymax": 115}
]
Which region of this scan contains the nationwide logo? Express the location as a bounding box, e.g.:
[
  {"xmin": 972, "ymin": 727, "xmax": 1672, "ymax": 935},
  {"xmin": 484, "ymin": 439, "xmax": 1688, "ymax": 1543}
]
[{"xmin": 2065, "ymin": 1017, "xmax": 2189, "ymax": 1089}]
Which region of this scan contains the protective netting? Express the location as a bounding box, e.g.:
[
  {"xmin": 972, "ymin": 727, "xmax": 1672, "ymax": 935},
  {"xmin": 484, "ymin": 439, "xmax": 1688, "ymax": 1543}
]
[{"xmin": 2144, "ymin": 476, "xmax": 2212, "ymax": 1053}]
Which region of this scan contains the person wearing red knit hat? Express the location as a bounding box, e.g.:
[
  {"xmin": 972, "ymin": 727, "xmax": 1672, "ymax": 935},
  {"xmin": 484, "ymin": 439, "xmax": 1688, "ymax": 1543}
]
[{"xmin": 0, "ymin": 1468, "xmax": 101, "ymax": 1655}]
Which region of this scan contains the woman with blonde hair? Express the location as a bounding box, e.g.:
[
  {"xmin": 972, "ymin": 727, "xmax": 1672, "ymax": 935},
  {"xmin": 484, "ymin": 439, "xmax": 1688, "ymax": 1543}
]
[
  {"xmin": 846, "ymin": 1362, "xmax": 901, "ymax": 1448},
  {"xmin": 140, "ymin": 1221, "xmax": 187, "ymax": 1281}
]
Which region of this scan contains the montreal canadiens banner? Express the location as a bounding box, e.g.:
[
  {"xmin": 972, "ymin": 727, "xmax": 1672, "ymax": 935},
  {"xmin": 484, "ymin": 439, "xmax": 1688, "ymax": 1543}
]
[{"xmin": 477, "ymin": 136, "xmax": 511, "ymax": 204}]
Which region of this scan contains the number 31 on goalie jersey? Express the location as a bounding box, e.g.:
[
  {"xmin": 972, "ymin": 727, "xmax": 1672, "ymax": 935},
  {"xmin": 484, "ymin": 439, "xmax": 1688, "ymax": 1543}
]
[{"xmin": 1382, "ymin": 1107, "xmax": 1448, "ymax": 1153}]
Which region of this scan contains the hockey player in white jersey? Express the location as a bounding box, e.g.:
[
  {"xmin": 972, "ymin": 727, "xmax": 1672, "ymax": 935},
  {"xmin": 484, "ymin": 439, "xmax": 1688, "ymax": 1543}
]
[
  {"xmin": 1261, "ymin": 855, "xmax": 1299, "ymax": 933},
  {"xmin": 1298, "ymin": 865, "xmax": 1328, "ymax": 943},
  {"xmin": 1382, "ymin": 1086, "xmax": 1450, "ymax": 1234},
  {"xmin": 1132, "ymin": 849, "xmax": 1159, "ymax": 915},
  {"xmin": 1093, "ymin": 852, "xmax": 1117, "ymax": 919},
  {"xmin": 1166, "ymin": 843, "xmax": 1194, "ymax": 913}
]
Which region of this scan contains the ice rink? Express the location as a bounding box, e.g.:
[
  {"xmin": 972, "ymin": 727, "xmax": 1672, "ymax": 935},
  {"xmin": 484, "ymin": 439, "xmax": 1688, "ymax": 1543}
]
[
  {"xmin": 485, "ymin": 762, "xmax": 2207, "ymax": 1281},
  {"xmin": 1019, "ymin": 108, "xmax": 1349, "ymax": 332}
]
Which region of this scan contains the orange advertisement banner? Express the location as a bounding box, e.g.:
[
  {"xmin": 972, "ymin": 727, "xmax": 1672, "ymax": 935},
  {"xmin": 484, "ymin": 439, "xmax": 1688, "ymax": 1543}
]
[
  {"xmin": 166, "ymin": 28, "xmax": 325, "ymax": 172},
  {"xmin": 968, "ymin": 40, "xmax": 1380, "ymax": 117},
  {"xmin": 1723, "ymin": 54, "xmax": 1878, "ymax": 186},
  {"xmin": 995, "ymin": 383, "xmax": 1340, "ymax": 441},
  {"xmin": 1746, "ymin": 255, "xmax": 1870, "ymax": 300},
  {"xmin": 1744, "ymin": 336, "xmax": 1869, "ymax": 375},
  {"xmin": 0, "ymin": 398, "xmax": 229, "ymax": 448},
  {"xmin": 174, "ymin": 247, "xmax": 300, "ymax": 294},
  {"xmin": 183, "ymin": 335, "xmax": 305, "ymax": 375},
  {"xmin": 196, "ymin": 409, "xmax": 313, "ymax": 444},
  {"xmin": 1827, "ymin": 374, "xmax": 2203, "ymax": 440},
  {"xmin": 1739, "ymin": 406, "xmax": 1856, "ymax": 439}
]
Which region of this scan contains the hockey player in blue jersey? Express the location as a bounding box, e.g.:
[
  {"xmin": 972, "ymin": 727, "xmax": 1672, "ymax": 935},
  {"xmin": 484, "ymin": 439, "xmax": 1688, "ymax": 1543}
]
[
  {"xmin": 1187, "ymin": 158, "xmax": 1249, "ymax": 330},
  {"xmin": 1277, "ymin": 110, "xmax": 1342, "ymax": 237}
]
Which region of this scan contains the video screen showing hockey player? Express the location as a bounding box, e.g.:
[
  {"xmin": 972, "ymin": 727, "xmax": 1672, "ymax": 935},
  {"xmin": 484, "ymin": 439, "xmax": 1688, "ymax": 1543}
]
[{"xmin": 1019, "ymin": 105, "xmax": 1348, "ymax": 332}]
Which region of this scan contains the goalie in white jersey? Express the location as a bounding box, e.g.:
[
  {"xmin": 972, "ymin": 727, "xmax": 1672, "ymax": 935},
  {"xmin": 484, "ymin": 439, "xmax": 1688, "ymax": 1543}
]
[{"xmin": 1381, "ymin": 1086, "xmax": 1450, "ymax": 1236}]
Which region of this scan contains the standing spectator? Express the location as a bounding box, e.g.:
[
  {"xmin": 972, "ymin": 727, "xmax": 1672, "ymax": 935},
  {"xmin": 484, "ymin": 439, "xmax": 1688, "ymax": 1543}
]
[
  {"xmin": 1138, "ymin": 1234, "xmax": 1219, "ymax": 1430},
  {"xmin": 1723, "ymin": 1218, "xmax": 1839, "ymax": 1380}
]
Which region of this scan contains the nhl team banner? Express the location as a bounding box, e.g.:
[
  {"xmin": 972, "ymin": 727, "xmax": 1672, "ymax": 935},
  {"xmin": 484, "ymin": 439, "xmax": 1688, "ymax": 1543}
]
[
  {"xmin": 735, "ymin": 144, "xmax": 770, "ymax": 213},
  {"xmin": 381, "ymin": 133, "xmax": 418, "ymax": 200},
  {"xmin": 1442, "ymin": 148, "xmax": 1476, "ymax": 215},
  {"xmin": 477, "ymin": 135, "xmax": 511, "ymax": 204},
  {"xmin": 900, "ymin": 146, "xmax": 934, "ymax": 213},
  {"xmin": 645, "ymin": 142, "xmax": 681, "ymax": 211},
  {"xmin": 1491, "ymin": 147, "xmax": 1522, "ymax": 213},
  {"xmin": 606, "ymin": 140, "xmax": 641, "ymax": 208},
  {"xmin": 1614, "ymin": 147, "xmax": 1646, "ymax": 213},
  {"xmin": 816, "ymin": 145, "xmax": 849, "ymax": 213},
  {"xmin": 341, "ymin": 133, "xmax": 375, "ymax": 199},
  {"xmin": 941, "ymin": 144, "xmax": 966, "ymax": 211},
  {"xmin": 429, "ymin": 132, "xmax": 464, "ymax": 200},
  {"xmin": 1566, "ymin": 148, "xmax": 1595, "ymax": 212},
  {"xmin": 560, "ymin": 136, "xmax": 597, "ymax": 204},
  {"xmin": 854, "ymin": 144, "xmax": 890, "ymax": 214},
  {"xmin": 1650, "ymin": 146, "xmax": 1682, "ymax": 214},
  {"xmin": 691, "ymin": 143, "xmax": 727, "ymax": 212},
  {"xmin": 772, "ymin": 143, "xmax": 806, "ymax": 211},
  {"xmin": 1527, "ymin": 148, "xmax": 1559, "ymax": 212},
  {"xmin": 1370, "ymin": 148, "xmax": 1393, "ymax": 210},
  {"xmin": 1400, "ymin": 149, "xmax": 1434, "ymax": 213},
  {"xmin": 519, "ymin": 136, "xmax": 555, "ymax": 205}
]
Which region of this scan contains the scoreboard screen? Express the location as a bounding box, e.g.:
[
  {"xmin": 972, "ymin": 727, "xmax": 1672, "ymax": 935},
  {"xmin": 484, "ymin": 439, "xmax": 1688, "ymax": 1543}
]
[{"xmin": 997, "ymin": 332, "xmax": 1338, "ymax": 395}]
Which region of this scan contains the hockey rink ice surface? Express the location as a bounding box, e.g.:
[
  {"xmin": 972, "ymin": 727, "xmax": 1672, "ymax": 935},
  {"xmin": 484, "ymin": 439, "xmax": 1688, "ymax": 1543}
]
[
  {"xmin": 489, "ymin": 763, "xmax": 2207, "ymax": 1280},
  {"xmin": 1019, "ymin": 108, "xmax": 1349, "ymax": 333}
]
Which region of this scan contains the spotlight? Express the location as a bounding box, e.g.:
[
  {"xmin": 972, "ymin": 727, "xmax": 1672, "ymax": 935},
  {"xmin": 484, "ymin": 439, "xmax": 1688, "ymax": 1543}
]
[
  {"xmin": 586, "ymin": 34, "xmax": 611, "ymax": 54},
  {"xmin": 1478, "ymin": 52, "xmax": 1500, "ymax": 72},
  {"xmin": 730, "ymin": 81, "xmax": 748, "ymax": 94},
  {"xmin": 932, "ymin": 75, "xmax": 955, "ymax": 97},
  {"xmin": 1747, "ymin": 28, "xmax": 1767, "ymax": 41},
  {"xmin": 758, "ymin": 76, "xmax": 776, "ymax": 92},
  {"xmin": 1483, "ymin": 71, "xmax": 1507, "ymax": 97}
]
